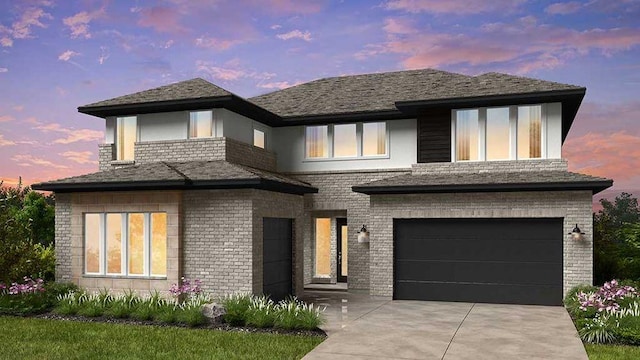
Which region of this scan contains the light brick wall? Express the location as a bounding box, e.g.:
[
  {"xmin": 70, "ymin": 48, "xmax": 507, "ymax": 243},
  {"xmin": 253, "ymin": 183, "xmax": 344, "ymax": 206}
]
[
  {"xmin": 54, "ymin": 193, "xmax": 72, "ymax": 282},
  {"xmin": 99, "ymin": 138, "xmax": 276, "ymax": 171},
  {"xmin": 412, "ymin": 159, "xmax": 568, "ymax": 175},
  {"xmin": 291, "ymin": 169, "xmax": 410, "ymax": 290},
  {"xmin": 65, "ymin": 191, "xmax": 182, "ymax": 294},
  {"xmin": 368, "ymin": 190, "xmax": 593, "ymax": 298}
]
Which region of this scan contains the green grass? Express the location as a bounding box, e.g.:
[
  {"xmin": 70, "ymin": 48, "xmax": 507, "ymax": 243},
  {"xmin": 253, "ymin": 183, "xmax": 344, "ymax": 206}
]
[
  {"xmin": 0, "ymin": 316, "xmax": 323, "ymax": 360},
  {"xmin": 586, "ymin": 344, "xmax": 640, "ymax": 359}
]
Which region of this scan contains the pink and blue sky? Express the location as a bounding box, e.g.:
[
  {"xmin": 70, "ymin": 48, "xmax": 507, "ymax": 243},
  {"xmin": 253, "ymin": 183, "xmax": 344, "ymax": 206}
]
[{"xmin": 0, "ymin": 0, "xmax": 639, "ymax": 201}]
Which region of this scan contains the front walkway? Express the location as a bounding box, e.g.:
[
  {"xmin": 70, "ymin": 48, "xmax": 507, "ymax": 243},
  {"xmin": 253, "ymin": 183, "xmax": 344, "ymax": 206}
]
[{"xmin": 301, "ymin": 290, "xmax": 587, "ymax": 360}]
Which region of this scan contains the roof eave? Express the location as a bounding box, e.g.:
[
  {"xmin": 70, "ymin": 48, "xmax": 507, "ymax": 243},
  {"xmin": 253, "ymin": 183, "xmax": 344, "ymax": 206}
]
[{"xmin": 352, "ymin": 179, "xmax": 612, "ymax": 195}]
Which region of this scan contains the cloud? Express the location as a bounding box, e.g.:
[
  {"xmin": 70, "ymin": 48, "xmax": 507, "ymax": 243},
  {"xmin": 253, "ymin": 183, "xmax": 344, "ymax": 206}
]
[
  {"xmin": 10, "ymin": 6, "xmax": 52, "ymax": 39},
  {"xmin": 13, "ymin": 105, "xmax": 24, "ymax": 111},
  {"xmin": 247, "ymin": 0, "xmax": 324, "ymax": 14},
  {"xmin": 384, "ymin": 0, "xmax": 526, "ymax": 14},
  {"xmin": 59, "ymin": 151, "xmax": 97, "ymax": 164},
  {"xmin": 195, "ymin": 36, "xmax": 244, "ymax": 50},
  {"xmin": 34, "ymin": 122, "xmax": 103, "ymax": 144},
  {"xmin": 0, "ymin": 37, "xmax": 12, "ymax": 47},
  {"xmin": 195, "ymin": 59, "xmax": 276, "ymax": 84},
  {"xmin": 98, "ymin": 46, "xmax": 109, "ymax": 64},
  {"xmin": 11, "ymin": 154, "xmax": 68, "ymax": 169},
  {"xmin": 63, "ymin": 8, "xmax": 105, "ymax": 39},
  {"xmin": 0, "ymin": 68, "xmax": 7, "ymax": 73},
  {"xmin": 0, "ymin": 115, "xmax": 15, "ymax": 122},
  {"xmin": 276, "ymin": 29, "xmax": 312, "ymax": 41},
  {"xmin": 137, "ymin": 6, "xmax": 186, "ymax": 34},
  {"xmin": 545, "ymin": 1, "xmax": 583, "ymax": 14},
  {"xmin": 383, "ymin": 18, "xmax": 416, "ymax": 34},
  {"xmin": 258, "ymin": 80, "xmax": 303, "ymax": 90},
  {"xmin": 565, "ymin": 131, "xmax": 640, "ymax": 189},
  {"xmin": 58, "ymin": 50, "xmax": 80, "ymax": 61},
  {"xmin": 270, "ymin": 24, "xmax": 282, "ymax": 30},
  {"xmin": 0, "ymin": 134, "xmax": 16, "ymax": 146}
]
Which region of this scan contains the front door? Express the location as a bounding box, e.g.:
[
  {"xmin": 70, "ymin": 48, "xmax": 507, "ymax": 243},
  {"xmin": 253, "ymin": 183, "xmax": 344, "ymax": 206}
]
[{"xmin": 337, "ymin": 218, "xmax": 348, "ymax": 283}]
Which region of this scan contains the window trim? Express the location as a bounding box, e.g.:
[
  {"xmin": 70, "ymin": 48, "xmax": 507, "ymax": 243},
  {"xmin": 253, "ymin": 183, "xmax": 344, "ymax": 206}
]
[
  {"xmin": 83, "ymin": 212, "xmax": 167, "ymax": 278},
  {"xmin": 304, "ymin": 122, "xmax": 389, "ymax": 161},
  {"xmin": 253, "ymin": 127, "xmax": 266, "ymax": 149},
  {"xmin": 188, "ymin": 110, "xmax": 216, "ymax": 139},
  {"xmin": 451, "ymin": 104, "xmax": 547, "ymax": 162}
]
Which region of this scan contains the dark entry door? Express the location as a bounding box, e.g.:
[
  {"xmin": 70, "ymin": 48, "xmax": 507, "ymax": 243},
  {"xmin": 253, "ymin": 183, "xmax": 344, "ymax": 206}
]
[
  {"xmin": 394, "ymin": 218, "xmax": 563, "ymax": 305},
  {"xmin": 263, "ymin": 218, "xmax": 293, "ymax": 301},
  {"xmin": 337, "ymin": 218, "xmax": 348, "ymax": 283}
]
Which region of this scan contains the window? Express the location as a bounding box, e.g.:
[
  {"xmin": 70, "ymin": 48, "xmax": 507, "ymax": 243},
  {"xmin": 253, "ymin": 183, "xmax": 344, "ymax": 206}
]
[
  {"xmin": 314, "ymin": 218, "xmax": 331, "ymax": 277},
  {"xmin": 253, "ymin": 129, "xmax": 265, "ymax": 149},
  {"xmin": 189, "ymin": 111, "xmax": 213, "ymax": 138},
  {"xmin": 306, "ymin": 125, "xmax": 329, "ymax": 158},
  {"xmin": 116, "ymin": 116, "xmax": 136, "ymax": 161},
  {"xmin": 84, "ymin": 212, "xmax": 167, "ymax": 277},
  {"xmin": 333, "ymin": 124, "xmax": 357, "ymax": 157},
  {"xmin": 363, "ymin": 122, "xmax": 387, "ymax": 156},
  {"xmin": 305, "ymin": 122, "xmax": 388, "ymax": 159},
  {"xmin": 453, "ymin": 105, "xmax": 545, "ymax": 162}
]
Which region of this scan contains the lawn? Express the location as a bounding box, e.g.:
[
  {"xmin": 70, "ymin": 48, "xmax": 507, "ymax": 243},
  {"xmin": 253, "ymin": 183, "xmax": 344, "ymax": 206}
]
[
  {"xmin": 0, "ymin": 316, "xmax": 323, "ymax": 360},
  {"xmin": 586, "ymin": 344, "xmax": 640, "ymax": 359}
]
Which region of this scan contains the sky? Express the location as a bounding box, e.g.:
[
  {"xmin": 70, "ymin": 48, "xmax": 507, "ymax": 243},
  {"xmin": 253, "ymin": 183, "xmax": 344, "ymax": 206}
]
[{"xmin": 0, "ymin": 0, "xmax": 639, "ymax": 203}]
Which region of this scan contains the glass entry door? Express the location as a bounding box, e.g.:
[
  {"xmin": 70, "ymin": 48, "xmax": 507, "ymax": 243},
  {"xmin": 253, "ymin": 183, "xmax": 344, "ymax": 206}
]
[{"xmin": 337, "ymin": 218, "xmax": 348, "ymax": 283}]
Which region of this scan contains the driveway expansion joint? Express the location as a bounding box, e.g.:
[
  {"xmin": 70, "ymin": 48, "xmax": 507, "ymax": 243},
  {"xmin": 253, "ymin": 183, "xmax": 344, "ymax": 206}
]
[{"xmin": 441, "ymin": 302, "xmax": 475, "ymax": 360}]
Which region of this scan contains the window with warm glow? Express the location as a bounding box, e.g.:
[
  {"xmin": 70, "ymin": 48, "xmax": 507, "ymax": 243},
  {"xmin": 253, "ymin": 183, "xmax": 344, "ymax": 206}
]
[
  {"xmin": 189, "ymin": 111, "xmax": 213, "ymax": 138},
  {"xmin": 455, "ymin": 109, "xmax": 479, "ymax": 161},
  {"xmin": 306, "ymin": 125, "xmax": 329, "ymax": 158},
  {"xmin": 486, "ymin": 107, "xmax": 510, "ymax": 160},
  {"xmin": 333, "ymin": 124, "xmax": 357, "ymax": 157},
  {"xmin": 116, "ymin": 116, "xmax": 136, "ymax": 161},
  {"xmin": 517, "ymin": 105, "xmax": 542, "ymax": 159},
  {"xmin": 315, "ymin": 218, "xmax": 331, "ymax": 277},
  {"xmin": 84, "ymin": 212, "xmax": 167, "ymax": 277},
  {"xmin": 363, "ymin": 122, "xmax": 387, "ymax": 156},
  {"xmin": 253, "ymin": 129, "xmax": 265, "ymax": 149}
]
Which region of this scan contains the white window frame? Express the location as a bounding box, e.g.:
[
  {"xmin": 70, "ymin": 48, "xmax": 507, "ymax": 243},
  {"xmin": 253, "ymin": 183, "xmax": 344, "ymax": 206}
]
[
  {"xmin": 188, "ymin": 110, "xmax": 216, "ymax": 139},
  {"xmin": 253, "ymin": 127, "xmax": 266, "ymax": 149},
  {"xmin": 83, "ymin": 212, "xmax": 167, "ymax": 278},
  {"xmin": 304, "ymin": 121, "xmax": 389, "ymax": 161},
  {"xmin": 451, "ymin": 105, "xmax": 547, "ymax": 162}
]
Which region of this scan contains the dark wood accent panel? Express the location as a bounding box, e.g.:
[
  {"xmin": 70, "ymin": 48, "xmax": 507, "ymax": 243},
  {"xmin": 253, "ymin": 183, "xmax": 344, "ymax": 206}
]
[
  {"xmin": 417, "ymin": 108, "xmax": 451, "ymax": 163},
  {"xmin": 263, "ymin": 218, "xmax": 293, "ymax": 301}
]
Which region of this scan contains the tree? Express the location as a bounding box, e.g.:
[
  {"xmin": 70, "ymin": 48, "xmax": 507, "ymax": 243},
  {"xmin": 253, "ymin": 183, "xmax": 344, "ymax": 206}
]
[{"xmin": 594, "ymin": 192, "xmax": 640, "ymax": 284}]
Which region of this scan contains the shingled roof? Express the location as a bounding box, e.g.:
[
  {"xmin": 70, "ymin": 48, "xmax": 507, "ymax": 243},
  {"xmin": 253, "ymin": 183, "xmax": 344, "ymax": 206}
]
[
  {"xmin": 249, "ymin": 69, "xmax": 585, "ymax": 118},
  {"xmin": 31, "ymin": 160, "xmax": 317, "ymax": 195},
  {"xmin": 352, "ymin": 171, "xmax": 612, "ymax": 195}
]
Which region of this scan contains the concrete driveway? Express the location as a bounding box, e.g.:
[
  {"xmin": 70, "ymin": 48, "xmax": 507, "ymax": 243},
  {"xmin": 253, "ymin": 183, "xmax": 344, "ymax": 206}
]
[{"xmin": 302, "ymin": 291, "xmax": 587, "ymax": 360}]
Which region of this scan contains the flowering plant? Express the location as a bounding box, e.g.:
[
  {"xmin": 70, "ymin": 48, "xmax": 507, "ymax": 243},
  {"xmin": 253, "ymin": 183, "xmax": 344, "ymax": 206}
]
[
  {"xmin": 577, "ymin": 279, "xmax": 637, "ymax": 313},
  {"xmin": 6, "ymin": 277, "xmax": 46, "ymax": 295},
  {"xmin": 169, "ymin": 277, "xmax": 203, "ymax": 300}
]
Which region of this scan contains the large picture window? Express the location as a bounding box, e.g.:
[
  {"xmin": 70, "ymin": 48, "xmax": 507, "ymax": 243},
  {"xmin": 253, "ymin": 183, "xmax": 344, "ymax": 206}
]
[
  {"xmin": 84, "ymin": 212, "xmax": 167, "ymax": 277},
  {"xmin": 116, "ymin": 116, "xmax": 136, "ymax": 161},
  {"xmin": 189, "ymin": 110, "xmax": 214, "ymax": 138},
  {"xmin": 305, "ymin": 122, "xmax": 388, "ymax": 159},
  {"xmin": 453, "ymin": 105, "xmax": 544, "ymax": 162}
]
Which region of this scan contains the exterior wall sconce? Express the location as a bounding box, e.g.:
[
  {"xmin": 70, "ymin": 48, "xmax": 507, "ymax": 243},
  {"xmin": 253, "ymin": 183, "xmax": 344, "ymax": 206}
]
[
  {"xmin": 357, "ymin": 225, "xmax": 370, "ymax": 243},
  {"xmin": 569, "ymin": 224, "xmax": 586, "ymax": 241}
]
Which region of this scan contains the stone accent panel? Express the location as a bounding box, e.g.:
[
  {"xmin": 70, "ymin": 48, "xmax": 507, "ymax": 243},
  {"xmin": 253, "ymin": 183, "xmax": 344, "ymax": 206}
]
[
  {"xmin": 412, "ymin": 159, "xmax": 568, "ymax": 175},
  {"xmin": 54, "ymin": 194, "xmax": 72, "ymax": 282},
  {"xmin": 368, "ymin": 190, "xmax": 593, "ymax": 298},
  {"xmin": 291, "ymin": 169, "xmax": 410, "ymax": 290},
  {"xmin": 65, "ymin": 191, "xmax": 182, "ymax": 294}
]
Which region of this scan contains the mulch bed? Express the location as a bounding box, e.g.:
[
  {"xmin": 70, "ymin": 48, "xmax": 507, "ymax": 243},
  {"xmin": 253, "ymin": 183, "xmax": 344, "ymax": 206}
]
[{"xmin": 27, "ymin": 312, "xmax": 327, "ymax": 337}]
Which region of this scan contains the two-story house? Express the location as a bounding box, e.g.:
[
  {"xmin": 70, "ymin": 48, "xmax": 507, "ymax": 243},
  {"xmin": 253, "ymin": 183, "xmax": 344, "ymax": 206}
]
[{"xmin": 33, "ymin": 69, "xmax": 612, "ymax": 305}]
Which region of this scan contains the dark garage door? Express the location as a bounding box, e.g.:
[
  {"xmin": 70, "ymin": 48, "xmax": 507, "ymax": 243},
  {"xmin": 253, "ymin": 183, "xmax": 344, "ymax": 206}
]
[
  {"xmin": 394, "ymin": 218, "xmax": 563, "ymax": 305},
  {"xmin": 263, "ymin": 218, "xmax": 293, "ymax": 302}
]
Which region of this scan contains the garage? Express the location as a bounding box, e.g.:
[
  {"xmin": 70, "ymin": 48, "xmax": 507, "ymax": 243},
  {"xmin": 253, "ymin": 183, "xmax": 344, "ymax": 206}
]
[
  {"xmin": 394, "ymin": 218, "xmax": 563, "ymax": 305},
  {"xmin": 263, "ymin": 217, "xmax": 293, "ymax": 301}
]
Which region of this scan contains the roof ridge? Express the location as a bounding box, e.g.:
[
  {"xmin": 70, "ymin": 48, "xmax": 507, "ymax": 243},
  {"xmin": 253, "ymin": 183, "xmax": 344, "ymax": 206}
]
[{"xmin": 162, "ymin": 162, "xmax": 191, "ymax": 182}]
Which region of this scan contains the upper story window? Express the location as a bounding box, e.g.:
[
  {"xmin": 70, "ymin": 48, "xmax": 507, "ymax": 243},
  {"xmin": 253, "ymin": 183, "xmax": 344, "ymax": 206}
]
[
  {"xmin": 253, "ymin": 128, "xmax": 265, "ymax": 149},
  {"xmin": 305, "ymin": 122, "xmax": 388, "ymax": 160},
  {"xmin": 116, "ymin": 116, "xmax": 137, "ymax": 161},
  {"xmin": 85, "ymin": 212, "xmax": 167, "ymax": 277},
  {"xmin": 189, "ymin": 110, "xmax": 214, "ymax": 138},
  {"xmin": 453, "ymin": 105, "xmax": 544, "ymax": 162}
]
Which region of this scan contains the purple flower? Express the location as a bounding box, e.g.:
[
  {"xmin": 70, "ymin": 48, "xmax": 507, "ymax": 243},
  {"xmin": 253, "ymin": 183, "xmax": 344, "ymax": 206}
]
[
  {"xmin": 169, "ymin": 278, "xmax": 204, "ymax": 300},
  {"xmin": 577, "ymin": 279, "xmax": 637, "ymax": 314}
]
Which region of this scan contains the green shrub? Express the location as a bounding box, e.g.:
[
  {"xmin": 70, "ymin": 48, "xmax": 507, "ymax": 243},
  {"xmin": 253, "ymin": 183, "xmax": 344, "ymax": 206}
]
[
  {"xmin": 221, "ymin": 293, "xmax": 252, "ymax": 326},
  {"xmin": 54, "ymin": 290, "xmax": 86, "ymax": 315},
  {"xmin": 131, "ymin": 305, "xmax": 155, "ymax": 321},
  {"xmin": 613, "ymin": 314, "xmax": 640, "ymax": 345},
  {"xmin": 579, "ymin": 314, "xmax": 617, "ymax": 344},
  {"xmin": 274, "ymin": 297, "xmax": 324, "ymax": 330},
  {"xmin": 105, "ymin": 301, "xmax": 133, "ymax": 319},
  {"xmin": 77, "ymin": 301, "xmax": 104, "ymax": 318},
  {"xmin": 245, "ymin": 296, "xmax": 276, "ymax": 328},
  {"xmin": 0, "ymin": 280, "xmax": 75, "ymax": 315},
  {"xmin": 153, "ymin": 306, "xmax": 178, "ymax": 324},
  {"xmin": 564, "ymin": 284, "xmax": 598, "ymax": 318},
  {"xmin": 176, "ymin": 307, "xmax": 207, "ymax": 327}
]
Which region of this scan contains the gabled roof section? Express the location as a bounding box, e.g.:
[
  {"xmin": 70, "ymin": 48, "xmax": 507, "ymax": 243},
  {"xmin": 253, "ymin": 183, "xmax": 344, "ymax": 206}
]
[
  {"xmin": 352, "ymin": 171, "xmax": 612, "ymax": 195},
  {"xmin": 249, "ymin": 69, "xmax": 585, "ymax": 120},
  {"xmin": 31, "ymin": 160, "xmax": 317, "ymax": 195}
]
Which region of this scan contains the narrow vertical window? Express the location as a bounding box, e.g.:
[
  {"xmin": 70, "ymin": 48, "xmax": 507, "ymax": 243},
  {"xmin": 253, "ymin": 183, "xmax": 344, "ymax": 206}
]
[
  {"xmin": 486, "ymin": 107, "xmax": 510, "ymax": 160},
  {"xmin": 116, "ymin": 116, "xmax": 136, "ymax": 161},
  {"xmin": 253, "ymin": 129, "xmax": 265, "ymax": 149},
  {"xmin": 189, "ymin": 111, "xmax": 213, "ymax": 138},
  {"xmin": 306, "ymin": 125, "xmax": 328, "ymax": 158},
  {"xmin": 85, "ymin": 214, "xmax": 101, "ymax": 274},
  {"xmin": 333, "ymin": 124, "xmax": 357, "ymax": 157},
  {"xmin": 314, "ymin": 218, "xmax": 331, "ymax": 277},
  {"xmin": 106, "ymin": 213, "xmax": 123, "ymax": 274},
  {"xmin": 151, "ymin": 213, "xmax": 167, "ymax": 276},
  {"xmin": 518, "ymin": 105, "xmax": 542, "ymax": 159},
  {"xmin": 362, "ymin": 122, "xmax": 386, "ymax": 156},
  {"xmin": 455, "ymin": 109, "xmax": 479, "ymax": 161},
  {"xmin": 128, "ymin": 213, "xmax": 145, "ymax": 275}
]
